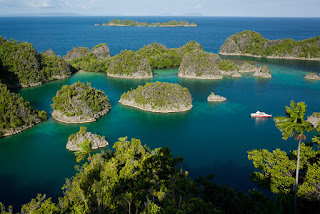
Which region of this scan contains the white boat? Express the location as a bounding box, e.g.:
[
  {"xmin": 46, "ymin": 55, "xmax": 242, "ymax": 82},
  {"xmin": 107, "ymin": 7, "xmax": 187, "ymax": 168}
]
[{"xmin": 251, "ymin": 110, "xmax": 272, "ymax": 118}]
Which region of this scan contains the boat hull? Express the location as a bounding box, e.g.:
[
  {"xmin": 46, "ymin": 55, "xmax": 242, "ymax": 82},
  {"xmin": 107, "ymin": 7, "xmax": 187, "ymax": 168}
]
[{"xmin": 251, "ymin": 114, "xmax": 272, "ymax": 118}]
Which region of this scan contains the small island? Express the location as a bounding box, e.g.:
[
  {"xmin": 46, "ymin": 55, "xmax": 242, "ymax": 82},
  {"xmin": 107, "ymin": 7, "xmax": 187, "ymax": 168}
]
[
  {"xmin": 217, "ymin": 60, "xmax": 241, "ymax": 78},
  {"xmin": 305, "ymin": 72, "xmax": 320, "ymax": 80},
  {"xmin": 238, "ymin": 62, "xmax": 259, "ymax": 73},
  {"xmin": 98, "ymin": 19, "xmax": 197, "ymax": 27},
  {"xmin": 253, "ymin": 65, "xmax": 272, "ymax": 78},
  {"xmin": 219, "ymin": 30, "xmax": 320, "ymax": 61},
  {"xmin": 207, "ymin": 92, "xmax": 227, "ymax": 102},
  {"xmin": 67, "ymin": 126, "xmax": 108, "ymax": 151},
  {"xmin": 51, "ymin": 81, "xmax": 111, "ymax": 123},
  {"xmin": 0, "ymin": 83, "xmax": 47, "ymax": 137},
  {"xmin": 119, "ymin": 82, "xmax": 192, "ymax": 113},
  {"xmin": 307, "ymin": 112, "xmax": 320, "ymax": 128},
  {"xmin": 107, "ymin": 50, "xmax": 153, "ymax": 79},
  {"xmin": 178, "ymin": 49, "xmax": 223, "ymax": 79}
]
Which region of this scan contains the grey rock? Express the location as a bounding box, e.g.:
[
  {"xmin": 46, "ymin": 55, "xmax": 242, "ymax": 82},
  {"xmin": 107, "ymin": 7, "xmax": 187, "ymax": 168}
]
[
  {"xmin": 92, "ymin": 44, "xmax": 111, "ymax": 60},
  {"xmin": 67, "ymin": 131, "xmax": 108, "ymax": 151}
]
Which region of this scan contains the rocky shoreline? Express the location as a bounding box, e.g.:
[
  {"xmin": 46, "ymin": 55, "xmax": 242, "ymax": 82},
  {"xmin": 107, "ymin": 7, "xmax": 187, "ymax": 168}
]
[
  {"xmin": 207, "ymin": 93, "xmax": 227, "ymax": 102},
  {"xmin": 2, "ymin": 122, "xmax": 41, "ymax": 137},
  {"xmin": 119, "ymin": 99, "xmax": 192, "ymax": 113},
  {"xmin": 52, "ymin": 108, "xmax": 109, "ymax": 124},
  {"xmin": 107, "ymin": 72, "xmax": 153, "ymax": 79},
  {"xmin": 67, "ymin": 131, "xmax": 108, "ymax": 151},
  {"xmin": 219, "ymin": 53, "xmax": 320, "ymax": 61},
  {"xmin": 305, "ymin": 73, "xmax": 320, "ymax": 80},
  {"xmin": 178, "ymin": 73, "xmax": 223, "ymax": 80}
]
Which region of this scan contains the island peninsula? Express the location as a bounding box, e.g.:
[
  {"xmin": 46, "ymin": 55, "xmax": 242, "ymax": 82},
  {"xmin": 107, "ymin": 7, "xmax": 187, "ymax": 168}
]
[
  {"xmin": 119, "ymin": 82, "xmax": 192, "ymax": 113},
  {"xmin": 219, "ymin": 30, "xmax": 320, "ymax": 61},
  {"xmin": 97, "ymin": 19, "xmax": 197, "ymax": 27}
]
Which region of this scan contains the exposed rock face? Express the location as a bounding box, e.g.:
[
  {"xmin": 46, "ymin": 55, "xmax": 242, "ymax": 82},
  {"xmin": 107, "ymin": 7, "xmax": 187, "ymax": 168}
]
[
  {"xmin": 51, "ymin": 82, "xmax": 111, "ymax": 124},
  {"xmin": 178, "ymin": 50, "xmax": 223, "ymax": 79},
  {"xmin": 219, "ymin": 30, "xmax": 320, "ymax": 60},
  {"xmin": 64, "ymin": 47, "xmax": 91, "ymax": 61},
  {"xmin": 67, "ymin": 130, "xmax": 108, "ymax": 151},
  {"xmin": 253, "ymin": 65, "xmax": 272, "ymax": 78},
  {"xmin": 238, "ymin": 62, "xmax": 259, "ymax": 73},
  {"xmin": 305, "ymin": 73, "xmax": 320, "ymax": 80},
  {"xmin": 107, "ymin": 50, "xmax": 153, "ymax": 79},
  {"xmin": 119, "ymin": 82, "xmax": 192, "ymax": 113},
  {"xmin": 307, "ymin": 113, "xmax": 320, "ymax": 128},
  {"xmin": 178, "ymin": 41, "xmax": 204, "ymax": 56},
  {"xmin": 92, "ymin": 44, "xmax": 111, "ymax": 60},
  {"xmin": 207, "ymin": 93, "xmax": 227, "ymax": 102}
]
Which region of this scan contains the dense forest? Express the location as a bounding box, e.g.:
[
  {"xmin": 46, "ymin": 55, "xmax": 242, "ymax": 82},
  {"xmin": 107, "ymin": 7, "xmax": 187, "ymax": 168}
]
[
  {"xmin": 219, "ymin": 30, "xmax": 320, "ymax": 59},
  {"xmin": 0, "ymin": 83, "xmax": 47, "ymax": 137},
  {"xmin": 0, "ymin": 36, "xmax": 71, "ymax": 88}
]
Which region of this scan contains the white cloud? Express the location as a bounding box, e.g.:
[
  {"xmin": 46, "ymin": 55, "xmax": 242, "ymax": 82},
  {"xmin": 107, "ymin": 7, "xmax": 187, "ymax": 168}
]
[
  {"xmin": 194, "ymin": 4, "xmax": 203, "ymax": 9},
  {"xmin": 25, "ymin": 0, "xmax": 53, "ymax": 8}
]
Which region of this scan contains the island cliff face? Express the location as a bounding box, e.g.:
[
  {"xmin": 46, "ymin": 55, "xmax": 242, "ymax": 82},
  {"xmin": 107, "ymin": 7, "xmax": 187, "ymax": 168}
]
[
  {"xmin": 67, "ymin": 127, "xmax": 108, "ymax": 151},
  {"xmin": 0, "ymin": 36, "xmax": 71, "ymax": 88},
  {"xmin": 107, "ymin": 50, "xmax": 153, "ymax": 79},
  {"xmin": 100, "ymin": 19, "xmax": 197, "ymax": 27},
  {"xmin": 253, "ymin": 65, "xmax": 272, "ymax": 78},
  {"xmin": 119, "ymin": 82, "xmax": 192, "ymax": 113},
  {"xmin": 219, "ymin": 30, "xmax": 320, "ymax": 60},
  {"xmin": 207, "ymin": 92, "xmax": 227, "ymax": 102},
  {"xmin": 0, "ymin": 83, "xmax": 47, "ymax": 137},
  {"xmin": 51, "ymin": 81, "xmax": 111, "ymax": 123},
  {"xmin": 178, "ymin": 50, "xmax": 223, "ymax": 79}
]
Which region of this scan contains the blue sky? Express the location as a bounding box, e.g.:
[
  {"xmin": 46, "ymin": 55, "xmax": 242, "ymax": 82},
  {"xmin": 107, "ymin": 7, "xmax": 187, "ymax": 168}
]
[{"xmin": 0, "ymin": 0, "xmax": 320, "ymax": 17}]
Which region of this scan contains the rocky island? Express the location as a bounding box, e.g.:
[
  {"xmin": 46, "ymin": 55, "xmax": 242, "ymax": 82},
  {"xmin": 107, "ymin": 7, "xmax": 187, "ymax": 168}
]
[
  {"xmin": 51, "ymin": 81, "xmax": 111, "ymax": 123},
  {"xmin": 178, "ymin": 50, "xmax": 223, "ymax": 79},
  {"xmin": 307, "ymin": 112, "xmax": 320, "ymax": 128},
  {"xmin": 253, "ymin": 65, "xmax": 272, "ymax": 78},
  {"xmin": 99, "ymin": 19, "xmax": 197, "ymax": 27},
  {"xmin": 107, "ymin": 50, "xmax": 153, "ymax": 79},
  {"xmin": 119, "ymin": 82, "xmax": 192, "ymax": 113},
  {"xmin": 66, "ymin": 126, "xmax": 108, "ymax": 151},
  {"xmin": 207, "ymin": 92, "xmax": 227, "ymax": 102},
  {"xmin": 64, "ymin": 44, "xmax": 111, "ymax": 72},
  {"xmin": 0, "ymin": 83, "xmax": 47, "ymax": 137},
  {"xmin": 0, "ymin": 36, "xmax": 71, "ymax": 88},
  {"xmin": 219, "ymin": 30, "xmax": 320, "ymax": 61},
  {"xmin": 305, "ymin": 72, "xmax": 320, "ymax": 80},
  {"xmin": 217, "ymin": 60, "xmax": 241, "ymax": 78},
  {"xmin": 238, "ymin": 62, "xmax": 260, "ymax": 73}
]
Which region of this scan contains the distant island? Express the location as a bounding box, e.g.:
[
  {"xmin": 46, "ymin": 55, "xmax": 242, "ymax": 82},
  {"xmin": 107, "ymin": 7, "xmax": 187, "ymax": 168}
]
[
  {"xmin": 119, "ymin": 82, "xmax": 192, "ymax": 113},
  {"xmin": 51, "ymin": 81, "xmax": 111, "ymax": 123},
  {"xmin": 96, "ymin": 19, "xmax": 197, "ymax": 27},
  {"xmin": 219, "ymin": 30, "xmax": 320, "ymax": 61}
]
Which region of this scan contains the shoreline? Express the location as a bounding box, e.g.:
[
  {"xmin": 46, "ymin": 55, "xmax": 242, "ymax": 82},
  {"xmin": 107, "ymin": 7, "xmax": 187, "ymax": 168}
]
[
  {"xmin": 119, "ymin": 100, "xmax": 192, "ymax": 113},
  {"xmin": 178, "ymin": 73, "xmax": 223, "ymax": 80},
  {"xmin": 219, "ymin": 53, "xmax": 320, "ymax": 61},
  {"xmin": 3, "ymin": 121, "xmax": 42, "ymax": 137},
  {"xmin": 52, "ymin": 108, "xmax": 109, "ymax": 124},
  {"xmin": 107, "ymin": 73, "xmax": 153, "ymax": 79}
]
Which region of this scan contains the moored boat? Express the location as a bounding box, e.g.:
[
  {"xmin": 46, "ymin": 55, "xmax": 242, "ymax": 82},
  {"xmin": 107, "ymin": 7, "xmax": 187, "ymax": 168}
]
[{"xmin": 251, "ymin": 110, "xmax": 272, "ymax": 118}]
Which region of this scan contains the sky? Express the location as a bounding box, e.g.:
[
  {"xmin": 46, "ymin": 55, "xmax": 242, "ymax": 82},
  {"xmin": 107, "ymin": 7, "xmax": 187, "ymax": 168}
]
[{"xmin": 0, "ymin": 0, "xmax": 320, "ymax": 17}]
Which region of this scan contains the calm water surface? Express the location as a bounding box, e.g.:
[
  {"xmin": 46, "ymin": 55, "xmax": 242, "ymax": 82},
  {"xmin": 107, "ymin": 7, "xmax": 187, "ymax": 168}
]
[{"xmin": 0, "ymin": 17, "xmax": 320, "ymax": 208}]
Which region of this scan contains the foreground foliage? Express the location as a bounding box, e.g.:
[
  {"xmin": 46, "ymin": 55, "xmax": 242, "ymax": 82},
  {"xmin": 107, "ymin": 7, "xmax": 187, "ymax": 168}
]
[{"xmin": 0, "ymin": 83, "xmax": 47, "ymax": 137}]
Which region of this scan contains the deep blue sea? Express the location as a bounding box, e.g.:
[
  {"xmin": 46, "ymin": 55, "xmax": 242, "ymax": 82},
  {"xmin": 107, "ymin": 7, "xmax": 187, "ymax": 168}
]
[{"xmin": 0, "ymin": 16, "xmax": 320, "ymax": 209}]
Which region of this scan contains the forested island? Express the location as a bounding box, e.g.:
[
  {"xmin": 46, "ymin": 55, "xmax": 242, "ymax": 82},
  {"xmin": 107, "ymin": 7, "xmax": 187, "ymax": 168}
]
[
  {"xmin": 219, "ymin": 30, "xmax": 320, "ymax": 60},
  {"xmin": 0, "ymin": 36, "xmax": 71, "ymax": 88},
  {"xmin": 97, "ymin": 19, "xmax": 197, "ymax": 27},
  {"xmin": 51, "ymin": 81, "xmax": 111, "ymax": 123},
  {"xmin": 0, "ymin": 83, "xmax": 47, "ymax": 137},
  {"xmin": 305, "ymin": 72, "xmax": 320, "ymax": 80},
  {"xmin": 119, "ymin": 82, "xmax": 192, "ymax": 113}
]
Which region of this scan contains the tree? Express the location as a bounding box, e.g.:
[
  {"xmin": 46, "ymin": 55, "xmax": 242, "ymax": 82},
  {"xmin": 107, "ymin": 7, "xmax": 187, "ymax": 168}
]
[
  {"xmin": 75, "ymin": 139, "xmax": 94, "ymax": 169},
  {"xmin": 274, "ymin": 101, "xmax": 313, "ymax": 213}
]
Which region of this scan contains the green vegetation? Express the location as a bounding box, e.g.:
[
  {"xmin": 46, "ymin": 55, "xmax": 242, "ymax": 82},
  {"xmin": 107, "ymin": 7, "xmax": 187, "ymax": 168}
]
[
  {"xmin": 51, "ymin": 81, "xmax": 110, "ymax": 118},
  {"xmin": 2, "ymin": 137, "xmax": 276, "ymax": 213},
  {"xmin": 107, "ymin": 50, "xmax": 152, "ymax": 78},
  {"xmin": 120, "ymin": 82, "xmax": 192, "ymax": 111},
  {"xmin": 75, "ymin": 138, "xmax": 94, "ymax": 169},
  {"xmin": 64, "ymin": 44, "xmax": 111, "ymax": 72},
  {"xmin": 217, "ymin": 59, "xmax": 239, "ymax": 71},
  {"xmin": 0, "ymin": 36, "xmax": 71, "ymax": 88},
  {"xmin": 249, "ymin": 101, "xmax": 320, "ymax": 213},
  {"xmin": 106, "ymin": 19, "xmax": 197, "ymax": 27},
  {"xmin": 0, "ymin": 83, "xmax": 47, "ymax": 137},
  {"xmin": 220, "ymin": 30, "xmax": 320, "ymax": 59}
]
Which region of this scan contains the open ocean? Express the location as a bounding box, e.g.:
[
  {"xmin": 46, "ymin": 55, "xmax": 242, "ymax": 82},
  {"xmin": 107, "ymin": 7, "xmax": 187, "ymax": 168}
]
[{"xmin": 0, "ymin": 16, "xmax": 320, "ymax": 208}]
